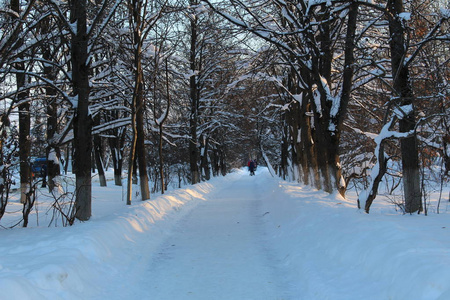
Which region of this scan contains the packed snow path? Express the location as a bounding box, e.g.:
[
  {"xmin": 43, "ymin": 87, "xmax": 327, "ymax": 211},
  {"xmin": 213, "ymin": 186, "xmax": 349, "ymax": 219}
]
[{"xmin": 135, "ymin": 172, "xmax": 291, "ymax": 300}]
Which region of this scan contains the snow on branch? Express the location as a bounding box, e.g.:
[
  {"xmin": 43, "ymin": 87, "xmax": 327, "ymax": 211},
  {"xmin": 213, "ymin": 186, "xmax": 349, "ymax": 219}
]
[
  {"xmin": 92, "ymin": 118, "xmax": 131, "ymax": 135},
  {"xmin": 0, "ymin": 7, "xmax": 19, "ymax": 18}
]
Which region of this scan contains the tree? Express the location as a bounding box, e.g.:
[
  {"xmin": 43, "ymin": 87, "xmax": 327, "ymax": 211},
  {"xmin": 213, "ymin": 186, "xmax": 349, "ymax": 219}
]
[
  {"xmin": 202, "ymin": 0, "xmax": 359, "ymax": 195},
  {"xmin": 125, "ymin": 0, "xmax": 168, "ymax": 204},
  {"xmin": 188, "ymin": 0, "xmax": 201, "ymax": 184},
  {"xmin": 10, "ymin": 0, "xmax": 32, "ymax": 204},
  {"xmin": 69, "ymin": 0, "xmax": 92, "ymax": 220},
  {"xmin": 59, "ymin": 0, "xmax": 121, "ymax": 219},
  {"xmin": 357, "ymin": 0, "xmax": 449, "ymax": 213},
  {"xmin": 386, "ymin": 0, "xmax": 421, "ymax": 213}
]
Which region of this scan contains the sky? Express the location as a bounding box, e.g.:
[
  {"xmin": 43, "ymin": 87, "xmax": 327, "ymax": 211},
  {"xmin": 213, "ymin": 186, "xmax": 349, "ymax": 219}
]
[{"xmin": 1, "ymin": 167, "xmax": 450, "ymax": 299}]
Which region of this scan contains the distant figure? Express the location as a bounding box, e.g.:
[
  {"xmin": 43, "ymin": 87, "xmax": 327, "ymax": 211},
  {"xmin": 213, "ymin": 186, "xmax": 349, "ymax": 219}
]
[
  {"xmin": 248, "ymin": 160, "xmax": 256, "ymax": 176},
  {"xmin": 41, "ymin": 164, "xmax": 47, "ymax": 188}
]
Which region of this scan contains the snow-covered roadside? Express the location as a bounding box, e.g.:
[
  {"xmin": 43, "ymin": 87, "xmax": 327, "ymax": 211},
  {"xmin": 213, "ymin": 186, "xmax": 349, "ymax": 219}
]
[
  {"xmin": 1, "ymin": 167, "xmax": 450, "ymax": 299},
  {"xmin": 259, "ymin": 170, "xmax": 450, "ymax": 300},
  {"xmin": 0, "ymin": 172, "xmax": 239, "ymax": 300}
]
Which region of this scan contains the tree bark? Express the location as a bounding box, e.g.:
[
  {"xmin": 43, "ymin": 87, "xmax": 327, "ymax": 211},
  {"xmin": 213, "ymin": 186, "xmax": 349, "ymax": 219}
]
[
  {"xmin": 46, "ymin": 99, "xmax": 61, "ymax": 193},
  {"xmin": 332, "ymin": 2, "xmax": 359, "ymax": 196},
  {"xmin": 127, "ymin": 0, "xmax": 150, "ymax": 201},
  {"xmin": 71, "ymin": 0, "xmax": 92, "ymax": 221},
  {"xmin": 200, "ymin": 135, "xmax": 210, "ymax": 180},
  {"xmin": 280, "ymin": 113, "xmax": 289, "ymax": 180},
  {"xmin": 157, "ymin": 60, "xmax": 171, "ymax": 194},
  {"xmin": 11, "ymin": 0, "xmax": 32, "ymax": 204},
  {"xmin": 126, "ymin": 110, "xmax": 137, "ymax": 205},
  {"xmin": 93, "ymin": 131, "xmax": 106, "ymax": 187},
  {"xmin": 189, "ymin": 1, "xmax": 200, "ymax": 184},
  {"xmin": 108, "ymin": 131, "xmax": 124, "ymax": 186},
  {"xmin": 40, "ymin": 8, "xmax": 61, "ymax": 193},
  {"xmin": 387, "ymin": 0, "xmax": 421, "ymax": 213}
]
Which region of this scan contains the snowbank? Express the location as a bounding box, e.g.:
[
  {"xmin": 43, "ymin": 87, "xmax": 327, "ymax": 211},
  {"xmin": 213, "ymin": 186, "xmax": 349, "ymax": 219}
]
[
  {"xmin": 0, "ymin": 173, "xmax": 230, "ymax": 300},
  {"xmin": 259, "ymin": 171, "xmax": 450, "ymax": 300}
]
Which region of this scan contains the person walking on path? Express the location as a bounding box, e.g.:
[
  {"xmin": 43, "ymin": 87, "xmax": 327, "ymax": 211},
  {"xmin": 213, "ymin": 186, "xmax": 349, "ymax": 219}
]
[{"xmin": 248, "ymin": 160, "xmax": 256, "ymax": 176}]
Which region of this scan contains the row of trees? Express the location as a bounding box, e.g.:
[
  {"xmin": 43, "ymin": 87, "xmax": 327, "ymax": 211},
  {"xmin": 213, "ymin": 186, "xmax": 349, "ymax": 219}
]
[
  {"xmin": 0, "ymin": 0, "xmax": 260, "ymax": 224},
  {"xmin": 204, "ymin": 0, "xmax": 449, "ymax": 213},
  {"xmin": 0, "ymin": 0, "xmax": 449, "ymax": 225}
]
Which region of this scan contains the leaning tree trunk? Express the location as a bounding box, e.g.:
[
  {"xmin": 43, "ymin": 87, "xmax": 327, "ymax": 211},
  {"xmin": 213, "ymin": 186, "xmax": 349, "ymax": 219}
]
[
  {"xmin": 333, "ymin": 2, "xmax": 359, "ymax": 197},
  {"xmin": 71, "ymin": 0, "xmax": 92, "ymax": 221},
  {"xmin": 388, "ymin": 0, "xmax": 421, "ymax": 213}
]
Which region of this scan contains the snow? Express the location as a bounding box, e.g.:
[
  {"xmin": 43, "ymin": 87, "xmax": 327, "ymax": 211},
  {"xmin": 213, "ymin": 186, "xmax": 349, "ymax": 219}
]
[
  {"xmin": 398, "ymin": 12, "xmax": 412, "ymax": 21},
  {"xmin": 441, "ymin": 9, "xmax": 450, "ymax": 19},
  {"xmin": 394, "ymin": 104, "xmax": 413, "ymax": 118},
  {"xmin": 1, "ymin": 168, "xmax": 450, "ymax": 299},
  {"xmin": 292, "ymin": 93, "xmax": 303, "ymax": 103}
]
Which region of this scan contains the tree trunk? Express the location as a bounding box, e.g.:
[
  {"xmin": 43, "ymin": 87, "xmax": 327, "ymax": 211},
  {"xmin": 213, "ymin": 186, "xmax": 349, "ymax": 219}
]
[
  {"xmin": 158, "ymin": 123, "xmax": 165, "ymax": 194},
  {"xmin": 157, "ymin": 60, "xmax": 172, "ymax": 194},
  {"xmin": 362, "ymin": 118, "xmax": 394, "ymax": 213},
  {"xmin": 93, "ymin": 132, "xmax": 107, "ymax": 187},
  {"xmin": 71, "ymin": 0, "xmax": 92, "ymax": 221},
  {"xmin": 189, "ymin": 0, "xmax": 200, "ymax": 184},
  {"xmin": 332, "ymin": 2, "xmax": 359, "ymax": 197},
  {"xmin": 280, "ymin": 114, "xmax": 289, "ymax": 180},
  {"xmin": 314, "ymin": 114, "xmax": 333, "ymax": 193},
  {"xmin": 388, "ymin": 0, "xmax": 421, "ymax": 213},
  {"xmin": 128, "ymin": 0, "xmax": 150, "ymax": 201},
  {"xmin": 135, "ymin": 45, "xmax": 150, "ymax": 201},
  {"xmin": 219, "ymin": 144, "xmax": 226, "ymax": 176},
  {"xmin": 18, "ymin": 91, "xmax": 31, "ymax": 204},
  {"xmin": 0, "ymin": 117, "xmax": 9, "ymax": 220},
  {"xmin": 109, "ymin": 129, "xmax": 124, "ymax": 186},
  {"xmin": 200, "ymin": 135, "xmax": 210, "ymax": 180},
  {"xmin": 126, "ymin": 112, "xmax": 137, "ymax": 205},
  {"xmin": 11, "ymin": 0, "xmax": 32, "ymax": 204},
  {"xmin": 40, "ymin": 12, "xmax": 61, "ymax": 193},
  {"xmin": 46, "ymin": 100, "xmax": 61, "ymax": 193},
  {"xmin": 301, "ymin": 92, "xmax": 320, "ymax": 189}
]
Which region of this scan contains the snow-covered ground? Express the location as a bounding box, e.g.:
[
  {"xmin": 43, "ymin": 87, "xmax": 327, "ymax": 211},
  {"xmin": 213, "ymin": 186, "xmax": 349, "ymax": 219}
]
[{"xmin": 1, "ymin": 168, "xmax": 450, "ymax": 299}]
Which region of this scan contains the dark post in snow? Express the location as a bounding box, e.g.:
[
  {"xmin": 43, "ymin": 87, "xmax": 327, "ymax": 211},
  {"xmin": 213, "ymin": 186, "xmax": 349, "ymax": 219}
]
[{"xmin": 70, "ymin": 0, "xmax": 92, "ymax": 220}]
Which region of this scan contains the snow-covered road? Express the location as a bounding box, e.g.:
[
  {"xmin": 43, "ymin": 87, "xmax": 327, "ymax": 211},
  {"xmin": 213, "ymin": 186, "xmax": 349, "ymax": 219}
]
[
  {"xmin": 3, "ymin": 168, "xmax": 450, "ymax": 300},
  {"xmin": 136, "ymin": 173, "xmax": 291, "ymax": 300}
]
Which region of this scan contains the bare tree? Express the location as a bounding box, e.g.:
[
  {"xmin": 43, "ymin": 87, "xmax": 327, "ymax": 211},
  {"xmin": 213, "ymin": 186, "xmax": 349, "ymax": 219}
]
[
  {"xmin": 10, "ymin": 0, "xmax": 31, "ymax": 205},
  {"xmin": 126, "ymin": 0, "xmax": 167, "ymax": 204},
  {"xmin": 202, "ymin": 0, "xmax": 359, "ymax": 195}
]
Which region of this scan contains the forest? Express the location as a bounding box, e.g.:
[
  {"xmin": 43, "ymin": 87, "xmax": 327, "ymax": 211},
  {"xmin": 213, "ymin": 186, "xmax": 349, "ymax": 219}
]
[{"xmin": 0, "ymin": 0, "xmax": 449, "ymax": 226}]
